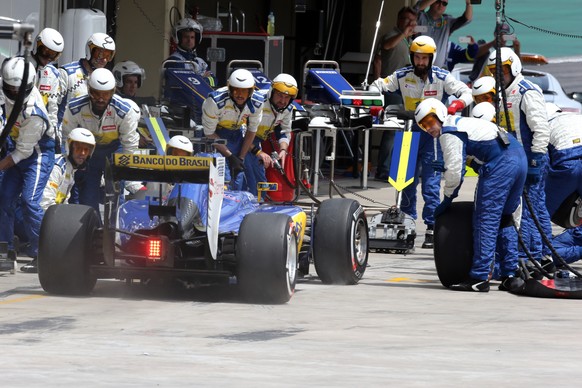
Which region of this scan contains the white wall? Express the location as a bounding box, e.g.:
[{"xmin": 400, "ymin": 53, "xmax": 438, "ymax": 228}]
[{"xmin": 0, "ymin": 0, "xmax": 41, "ymax": 62}]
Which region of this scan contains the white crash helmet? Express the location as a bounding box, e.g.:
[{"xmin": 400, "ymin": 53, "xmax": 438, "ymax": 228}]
[
  {"xmin": 112, "ymin": 60, "xmax": 146, "ymax": 88},
  {"xmin": 174, "ymin": 18, "xmax": 203, "ymax": 44},
  {"xmin": 414, "ymin": 98, "xmax": 447, "ymax": 127},
  {"xmin": 545, "ymin": 102, "xmax": 562, "ymax": 120},
  {"xmin": 67, "ymin": 127, "xmax": 96, "ymax": 156},
  {"xmin": 88, "ymin": 68, "xmax": 116, "ymax": 91},
  {"xmin": 487, "ymin": 47, "xmax": 522, "ymax": 77},
  {"xmin": 472, "ymin": 76, "xmax": 496, "ymax": 97},
  {"xmin": 85, "ymin": 32, "xmax": 116, "ymax": 60},
  {"xmin": 166, "ymin": 135, "xmax": 194, "ymax": 155},
  {"xmin": 228, "ymin": 68, "xmax": 255, "ymax": 89},
  {"xmin": 1, "ymin": 56, "xmax": 36, "ymax": 101},
  {"xmin": 410, "ymin": 35, "xmax": 437, "ymax": 67},
  {"xmin": 33, "ymin": 28, "xmax": 64, "ymax": 57},
  {"xmin": 472, "ymin": 102, "xmax": 496, "ymax": 122}
]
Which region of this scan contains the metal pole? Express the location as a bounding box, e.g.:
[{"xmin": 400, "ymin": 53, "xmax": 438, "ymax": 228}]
[{"xmin": 362, "ymin": 0, "xmax": 384, "ymax": 89}]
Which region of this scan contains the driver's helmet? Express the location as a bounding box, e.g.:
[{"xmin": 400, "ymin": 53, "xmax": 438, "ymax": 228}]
[
  {"xmin": 32, "ymin": 28, "xmax": 64, "ymax": 60},
  {"xmin": 410, "ymin": 35, "xmax": 437, "ymax": 68},
  {"xmin": 112, "ymin": 60, "xmax": 146, "ymax": 88},
  {"xmin": 174, "ymin": 18, "xmax": 203, "ymax": 45},
  {"xmin": 486, "ymin": 47, "xmax": 522, "ymax": 77},
  {"xmin": 270, "ymin": 73, "xmax": 298, "ymax": 112},
  {"xmin": 85, "ymin": 32, "xmax": 116, "ymax": 61},
  {"xmin": 166, "ymin": 135, "xmax": 194, "ymax": 156},
  {"xmin": 1, "ymin": 56, "xmax": 36, "ymax": 102},
  {"xmin": 414, "ymin": 98, "xmax": 446, "ymax": 131}
]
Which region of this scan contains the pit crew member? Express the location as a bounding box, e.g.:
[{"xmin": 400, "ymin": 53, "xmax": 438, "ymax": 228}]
[
  {"xmin": 471, "ymin": 75, "xmax": 496, "ymax": 105},
  {"xmin": 486, "ymin": 47, "xmax": 553, "ymax": 271},
  {"xmin": 32, "ymin": 28, "xmax": 64, "ymax": 146},
  {"xmin": 201, "ymin": 68, "xmax": 264, "ymax": 190},
  {"xmin": 370, "ymin": 35, "xmax": 472, "ymax": 249},
  {"xmin": 164, "ymin": 17, "xmax": 215, "ymax": 84},
  {"xmin": 244, "ymin": 73, "xmax": 296, "ymax": 196},
  {"xmin": 166, "ymin": 135, "xmax": 194, "ymax": 156},
  {"xmin": 0, "ymin": 57, "xmax": 55, "ymax": 263},
  {"xmin": 20, "ymin": 128, "xmax": 96, "ymax": 273},
  {"xmin": 415, "ymin": 98, "xmax": 526, "ymax": 292},
  {"xmin": 61, "ymin": 68, "xmax": 140, "ymax": 213},
  {"xmin": 58, "ymin": 32, "xmax": 116, "ymax": 126}
]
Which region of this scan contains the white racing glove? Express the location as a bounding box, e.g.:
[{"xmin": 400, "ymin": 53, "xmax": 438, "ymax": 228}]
[{"xmin": 125, "ymin": 181, "xmax": 146, "ymax": 195}]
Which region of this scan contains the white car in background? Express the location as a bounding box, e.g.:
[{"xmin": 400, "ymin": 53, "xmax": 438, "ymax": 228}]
[{"xmin": 451, "ymin": 64, "xmax": 582, "ymax": 113}]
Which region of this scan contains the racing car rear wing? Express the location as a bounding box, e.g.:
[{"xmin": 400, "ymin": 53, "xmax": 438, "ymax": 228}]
[{"xmin": 109, "ymin": 153, "xmax": 221, "ymax": 184}]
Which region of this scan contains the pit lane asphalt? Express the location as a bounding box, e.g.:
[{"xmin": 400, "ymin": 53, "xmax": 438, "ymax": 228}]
[{"xmin": 1, "ymin": 175, "xmax": 582, "ymax": 387}]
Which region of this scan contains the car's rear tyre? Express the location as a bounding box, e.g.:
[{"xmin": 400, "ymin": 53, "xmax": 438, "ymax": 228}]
[
  {"xmin": 237, "ymin": 213, "xmax": 298, "ymax": 303},
  {"xmin": 38, "ymin": 204, "xmax": 100, "ymax": 295},
  {"xmin": 313, "ymin": 199, "xmax": 368, "ymax": 284},
  {"xmin": 434, "ymin": 201, "xmax": 474, "ymax": 287}
]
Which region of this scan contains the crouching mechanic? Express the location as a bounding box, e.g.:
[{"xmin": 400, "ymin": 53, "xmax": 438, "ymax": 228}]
[
  {"xmin": 20, "ymin": 128, "xmax": 96, "ymax": 273},
  {"xmin": 201, "ymin": 69, "xmax": 264, "ymax": 190},
  {"xmin": 415, "ymin": 98, "xmax": 527, "ymax": 292},
  {"xmin": 471, "ymin": 101, "xmax": 496, "ymax": 123},
  {"xmin": 166, "ymin": 135, "xmax": 194, "ymax": 156},
  {"xmin": 543, "ymin": 103, "xmax": 582, "ymax": 222},
  {"xmin": 370, "ymin": 35, "xmax": 472, "ymax": 248},
  {"xmin": 552, "ymin": 227, "xmax": 582, "ymax": 269},
  {"xmin": 244, "ymin": 73, "xmax": 297, "ymax": 196},
  {"xmin": 0, "ymin": 57, "xmax": 55, "ymax": 262},
  {"xmin": 61, "ymin": 68, "xmax": 140, "ymax": 213}
]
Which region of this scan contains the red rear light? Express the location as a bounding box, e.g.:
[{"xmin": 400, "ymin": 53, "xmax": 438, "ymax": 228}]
[{"xmin": 147, "ymin": 238, "xmax": 162, "ymax": 260}]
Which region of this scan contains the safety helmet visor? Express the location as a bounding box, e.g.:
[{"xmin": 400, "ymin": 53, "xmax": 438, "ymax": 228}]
[
  {"xmin": 37, "ymin": 45, "xmax": 61, "ymax": 62},
  {"xmin": 91, "ymin": 47, "xmax": 115, "ymax": 62},
  {"xmin": 474, "ymin": 93, "xmax": 494, "ymax": 104},
  {"xmin": 272, "ymin": 81, "xmax": 298, "ymax": 98},
  {"xmin": 70, "ymin": 141, "xmax": 95, "ymax": 163},
  {"xmin": 418, "ymin": 113, "xmax": 439, "ymax": 132},
  {"xmin": 89, "ymin": 88, "xmax": 115, "ymax": 103}
]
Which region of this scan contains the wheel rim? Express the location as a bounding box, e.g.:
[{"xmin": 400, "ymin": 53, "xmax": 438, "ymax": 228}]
[
  {"xmin": 286, "ymin": 234, "xmax": 298, "ymax": 290},
  {"xmin": 353, "ymin": 218, "xmax": 368, "ymax": 266}
]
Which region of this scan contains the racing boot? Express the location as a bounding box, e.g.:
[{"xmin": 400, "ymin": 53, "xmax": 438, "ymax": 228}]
[
  {"xmin": 540, "ymin": 255, "xmax": 556, "ymax": 274},
  {"xmin": 449, "ymin": 278, "xmax": 490, "ymax": 292},
  {"xmin": 498, "ymin": 276, "xmax": 526, "ymax": 292},
  {"xmin": 421, "ymin": 228, "xmax": 434, "ymax": 249},
  {"xmin": 20, "ymin": 259, "xmax": 38, "ymax": 273},
  {"xmin": 524, "ymin": 261, "xmax": 544, "ymax": 280}
]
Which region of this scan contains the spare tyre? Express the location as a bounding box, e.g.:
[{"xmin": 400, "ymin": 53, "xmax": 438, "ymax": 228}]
[{"xmin": 434, "ymin": 201, "xmax": 474, "ymax": 287}]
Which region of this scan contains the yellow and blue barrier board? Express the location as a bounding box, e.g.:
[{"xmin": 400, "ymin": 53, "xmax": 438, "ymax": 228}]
[
  {"xmin": 143, "ymin": 117, "xmax": 171, "ymax": 156},
  {"xmin": 388, "ymin": 131, "xmax": 420, "ymax": 192}
]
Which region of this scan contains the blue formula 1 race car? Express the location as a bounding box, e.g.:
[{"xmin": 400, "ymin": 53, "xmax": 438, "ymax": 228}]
[{"xmin": 37, "ymin": 153, "xmax": 368, "ymax": 303}]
